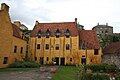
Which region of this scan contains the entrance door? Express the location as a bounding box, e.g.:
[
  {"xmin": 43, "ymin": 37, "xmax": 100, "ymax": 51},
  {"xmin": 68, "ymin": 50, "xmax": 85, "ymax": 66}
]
[
  {"xmin": 40, "ymin": 57, "xmax": 44, "ymax": 65},
  {"xmin": 60, "ymin": 58, "xmax": 65, "ymax": 65},
  {"xmin": 55, "ymin": 57, "xmax": 59, "ymax": 65},
  {"xmin": 81, "ymin": 58, "xmax": 86, "ymax": 64}
]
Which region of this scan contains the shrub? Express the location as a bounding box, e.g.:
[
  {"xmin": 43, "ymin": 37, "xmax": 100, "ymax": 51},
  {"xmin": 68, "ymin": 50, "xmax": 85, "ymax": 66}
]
[
  {"xmin": 85, "ymin": 63, "xmax": 117, "ymax": 73},
  {"xmin": 92, "ymin": 73, "xmax": 109, "ymax": 80},
  {"xmin": 115, "ymin": 73, "xmax": 120, "ymax": 80},
  {"xmin": 9, "ymin": 61, "xmax": 40, "ymax": 68}
]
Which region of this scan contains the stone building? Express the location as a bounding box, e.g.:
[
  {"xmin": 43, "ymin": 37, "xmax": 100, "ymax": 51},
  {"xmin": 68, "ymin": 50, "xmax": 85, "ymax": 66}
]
[
  {"xmin": 0, "ymin": 3, "xmax": 26, "ymax": 68},
  {"xmin": 29, "ymin": 18, "xmax": 102, "ymax": 65},
  {"xmin": 102, "ymin": 42, "xmax": 120, "ymax": 68},
  {"xmin": 92, "ymin": 23, "xmax": 113, "ymax": 42}
]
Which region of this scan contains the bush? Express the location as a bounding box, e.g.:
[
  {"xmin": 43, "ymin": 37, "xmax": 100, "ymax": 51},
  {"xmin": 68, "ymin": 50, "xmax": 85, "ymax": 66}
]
[
  {"xmin": 92, "ymin": 73, "xmax": 109, "ymax": 80},
  {"xmin": 115, "ymin": 73, "xmax": 120, "ymax": 80},
  {"xmin": 9, "ymin": 61, "xmax": 40, "ymax": 68},
  {"xmin": 85, "ymin": 63, "xmax": 117, "ymax": 73}
]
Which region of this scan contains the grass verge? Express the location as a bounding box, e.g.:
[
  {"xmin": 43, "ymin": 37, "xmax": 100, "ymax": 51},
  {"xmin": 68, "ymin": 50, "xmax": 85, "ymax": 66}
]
[{"xmin": 52, "ymin": 66, "xmax": 77, "ymax": 80}]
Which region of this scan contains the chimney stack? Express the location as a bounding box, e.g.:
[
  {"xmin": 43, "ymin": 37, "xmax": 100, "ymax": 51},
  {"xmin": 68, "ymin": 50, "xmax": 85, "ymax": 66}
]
[
  {"xmin": 35, "ymin": 20, "xmax": 39, "ymax": 26},
  {"xmin": 1, "ymin": 3, "xmax": 9, "ymax": 12},
  {"xmin": 97, "ymin": 23, "xmax": 99, "ymax": 25},
  {"xmin": 75, "ymin": 18, "xmax": 77, "ymax": 25},
  {"xmin": 14, "ymin": 21, "xmax": 21, "ymax": 28},
  {"xmin": 106, "ymin": 23, "xmax": 108, "ymax": 26}
]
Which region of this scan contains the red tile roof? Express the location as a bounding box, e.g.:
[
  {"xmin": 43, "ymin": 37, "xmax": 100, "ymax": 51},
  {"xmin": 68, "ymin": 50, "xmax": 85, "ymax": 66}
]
[
  {"xmin": 12, "ymin": 24, "xmax": 21, "ymax": 38},
  {"xmin": 103, "ymin": 42, "xmax": 120, "ymax": 54},
  {"xmin": 30, "ymin": 22, "xmax": 78, "ymax": 37},
  {"xmin": 79, "ymin": 30, "xmax": 100, "ymax": 49}
]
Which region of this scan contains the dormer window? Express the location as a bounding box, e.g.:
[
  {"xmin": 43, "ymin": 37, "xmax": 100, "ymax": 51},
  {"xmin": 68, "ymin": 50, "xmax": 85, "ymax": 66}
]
[
  {"xmin": 81, "ymin": 42, "xmax": 86, "ymax": 50},
  {"xmin": 65, "ymin": 29, "xmax": 70, "ymax": 38},
  {"xmin": 55, "ymin": 29, "xmax": 61, "ymax": 38},
  {"xmin": 37, "ymin": 30, "xmax": 42, "ymax": 38},
  {"xmin": 46, "ymin": 29, "xmax": 51, "ymax": 38}
]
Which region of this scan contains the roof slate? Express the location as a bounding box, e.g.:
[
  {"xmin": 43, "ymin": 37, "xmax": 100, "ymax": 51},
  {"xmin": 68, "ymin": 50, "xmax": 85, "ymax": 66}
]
[
  {"xmin": 30, "ymin": 22, "xmax": 78, "ymax": 37},
  {"xmin": 79, "ymin": 30, "xmax": 100, "ymax": 49},
  {"xmin": 103, "ymin": 42, "xmax": 120, "ymax": 54}
]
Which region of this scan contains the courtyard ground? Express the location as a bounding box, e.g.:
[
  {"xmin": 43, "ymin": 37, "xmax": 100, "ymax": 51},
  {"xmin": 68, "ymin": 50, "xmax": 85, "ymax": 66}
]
[{"xmin": 0, "ymin": 66, "xmax": 59, "ymax": 80}]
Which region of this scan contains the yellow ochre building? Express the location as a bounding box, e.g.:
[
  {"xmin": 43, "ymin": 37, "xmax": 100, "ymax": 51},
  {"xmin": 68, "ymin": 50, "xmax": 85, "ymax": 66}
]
[
  {"xmin": 29, "ymin": 18, "xmax": 102, "ymax": 65},
  {"xmin": 0, "ymin": 3, "xmax": 26, "ymax": 68}
]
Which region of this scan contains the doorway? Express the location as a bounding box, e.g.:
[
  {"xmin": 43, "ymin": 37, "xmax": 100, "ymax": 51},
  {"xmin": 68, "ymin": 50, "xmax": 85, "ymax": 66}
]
[
  {"xmin": 55, "ymin": 57, "xmax": 59, "ymax": 65},
  {"xmin": 40, "ymin": 57, "xmax": 44, "ymax": 65},
  {"xmin": 81, "ymin": 58, "xmax": 86, "ymax": 64},
  {"xmin": 60, "ymin": 58, "xmax": 65, "ymax": 65}
]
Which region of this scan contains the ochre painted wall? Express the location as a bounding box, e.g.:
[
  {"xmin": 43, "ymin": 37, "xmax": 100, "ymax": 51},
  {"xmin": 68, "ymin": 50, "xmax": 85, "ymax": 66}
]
[
  {"xmin": 0, "ymin": 4, "xmax": 26, "ymax": 68},
  {"xmin": 28, "ymin": 36, "xmax": 102, "ymax": 65}
]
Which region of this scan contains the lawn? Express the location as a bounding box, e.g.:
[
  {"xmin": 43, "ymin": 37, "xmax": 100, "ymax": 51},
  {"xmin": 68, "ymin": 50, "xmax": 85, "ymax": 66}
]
[
  {"xmin": 0, "ymin": 68, "xmax": 37, "ymax": 72},
  {"xmin": 52, "ymin": 66, "xmax": 77, "ymax": 80}
]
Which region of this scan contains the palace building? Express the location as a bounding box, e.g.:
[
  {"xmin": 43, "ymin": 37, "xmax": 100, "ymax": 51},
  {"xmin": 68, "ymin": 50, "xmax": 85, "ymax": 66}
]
[
  {"xmin": 0, "ymin": 3, "xmax": 26, "ymax": 68},
  {"xmin": 29, "ymin": 18, "xmax": 102, "ymax": 65}
]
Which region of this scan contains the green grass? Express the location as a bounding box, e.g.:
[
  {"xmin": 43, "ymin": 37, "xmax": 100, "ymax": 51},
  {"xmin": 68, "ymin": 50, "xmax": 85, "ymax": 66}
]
[
  {"xmin": 52, "ymin": 66, "xmax": 77, "ymax": 80},
  {"xmin": 0, "ymin": 68, "xmax": 37, "ymax": 72}
]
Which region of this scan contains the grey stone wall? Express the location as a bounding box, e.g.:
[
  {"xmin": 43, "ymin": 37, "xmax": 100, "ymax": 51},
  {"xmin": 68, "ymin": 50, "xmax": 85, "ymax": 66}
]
[{"xmin": 102, "ymin": 53, "xmax": 120, "ymax": 68}]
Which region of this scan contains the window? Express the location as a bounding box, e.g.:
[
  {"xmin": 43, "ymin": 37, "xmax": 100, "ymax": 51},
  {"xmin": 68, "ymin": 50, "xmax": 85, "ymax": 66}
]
[
  {"xmin": 70, "ymin": 58, "xmax": 72, "ymax": 62},
  {"xmin": 37, "ymin": 44, "xmax": 40, "ymax": 49},
  {"xmin": 94, "ymin": 49, "xmax": 98, "ymax": 55},
  {"xmin": 56, "ymin": 44, "xmax": 59, "ymax": 50},
  {"xmin": 14, "ymin": 46, "xmax": 17, "ymax": 53},
  {"xmin": 20, "ymin": 47, "xmax": 23, "ymax": 54},
  {"xmin": 46, "ymin": 44, "xmax": 49, "ymax": 49},
  {"xmin": 46, "ymin": 29, "xmax": 51, "ymax": 38},
  {"xmin": 65, "ymin": 29, "xmax": 70, "ymax": 38},
  {"xmin": 3, "ymin": 57, "xmax": 8, "ymax": 64},
  {"xmin": 35, "ymin": 57, "xmax": 37, "ymax": 61},
  {"xmin": 66, "ymin": 44, "xmax": 70, "ymax": 50},
  {"xmin": 37, "ymin": 30, "xmax": 42, "ymax": 38},
  {"xmin": 46, "ymin": 57, "xmax": 49, "ymax": 61},
  {"xmin": 55, "ymin": 29, "xmax": 61, "ymax": 38}
]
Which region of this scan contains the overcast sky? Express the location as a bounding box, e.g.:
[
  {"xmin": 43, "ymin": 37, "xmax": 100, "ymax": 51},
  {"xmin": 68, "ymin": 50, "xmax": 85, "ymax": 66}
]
[{"xmin": 0, "ymin": 0, "xmax": 120, "ymax": 33}]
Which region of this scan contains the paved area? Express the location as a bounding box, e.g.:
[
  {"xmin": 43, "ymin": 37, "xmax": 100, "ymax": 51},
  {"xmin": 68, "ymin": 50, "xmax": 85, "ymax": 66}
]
[{"xmin": 0, "ymin": 66, "xmax": 59, "ymax": 80}]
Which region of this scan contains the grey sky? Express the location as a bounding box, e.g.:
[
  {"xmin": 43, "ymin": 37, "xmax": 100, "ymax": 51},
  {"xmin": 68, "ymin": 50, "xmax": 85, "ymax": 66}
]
[{"xmin": 0, "ymin": 0, "xmax": 120, "ymax": 33}]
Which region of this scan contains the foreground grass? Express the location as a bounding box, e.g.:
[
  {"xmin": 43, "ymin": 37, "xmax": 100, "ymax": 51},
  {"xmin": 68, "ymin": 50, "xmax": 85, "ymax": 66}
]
[
  {"xmin": 52, "ymin": 66, "xmax": 77, "ymax": 80},
  {"xmin": 0, "ymin": 68, "xmax": 37, "ymax": 72}
]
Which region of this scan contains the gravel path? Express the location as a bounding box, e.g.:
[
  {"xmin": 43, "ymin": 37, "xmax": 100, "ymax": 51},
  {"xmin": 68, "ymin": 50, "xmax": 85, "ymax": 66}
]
[{"xmin": 0, "ymin": 66, "xmax": 59, "ymax": 80}]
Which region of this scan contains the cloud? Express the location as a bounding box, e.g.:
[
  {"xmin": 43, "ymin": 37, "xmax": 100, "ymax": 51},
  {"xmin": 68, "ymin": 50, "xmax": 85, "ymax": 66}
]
[{"xmin": 0, "ymin": 0, "xmax": 120, "ymax": 33}]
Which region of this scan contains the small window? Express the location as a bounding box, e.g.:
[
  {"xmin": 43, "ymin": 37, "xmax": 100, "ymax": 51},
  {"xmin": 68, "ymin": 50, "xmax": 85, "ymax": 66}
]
[
  {"xmin": 35, "ymin": 57, "xmax": 37, "ymax": 61},
  {"xmin": 70, "ymin": 58, "xmax": 72, "ymax": 62},
  {"xmin": 20, "ymin": 47, "xmax": 23, "ymax": 54},
  {"xmin": 3, "ymin": 57, "xmax": 8, "ymax": 64},
  {"xmin": 37, "ymin": 30, "xmax": 42, "ymax": 38},
  {"xmin": 46, "ymin": 29, "xmax": 51, "ymax": 38},
  {"xmin": 65, "ymin": 29, "xmax": 70, "ymax": 38},
  {"xmin": 37, "ymin": 44, "xmax": 40, "ymax": 49},
  {"xmin": 55, "ymin": 29, "xmax": 61, "ymax": 38},
  {"xmin": 56, "ymin": 44, "xmax": 59, "ymax": 50},
  {"xmin": 46, "ymin": 44, "xmax": 49, "ymax": 49},
  {"xmin": 66, "ymin": 44, "xmax": 70, "ymax": 50},
  {"xmin": 46, "ymin": 57, "xmax": 49, "ymax": 61},
  {"xmin": 14, "ymin": 46, "xmax": 17, "ymax": 53},
  {"xmin": 90, "ymin": 59, "xmax": 92, "ymax": 62},
  {"xmin": 105, "ymin": 31, "xmax": 108, "ymax": 33},
  {"xmin": 94, "ymin": 49, "xmax": 98, "ymax": 55}
]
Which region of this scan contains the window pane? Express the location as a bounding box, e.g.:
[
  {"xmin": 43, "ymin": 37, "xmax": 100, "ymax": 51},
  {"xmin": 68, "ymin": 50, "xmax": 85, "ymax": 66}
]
[
  {"xmin": 20, "ymin": 47, "xmax": 23, "ymax": 53},
  {"xmin": 46, "ymin": 44, "xmax": 49, "ymax": 49},
  {"xmin": 94, "ymin": 49, "xmax": 98, "ymax": 55},
  {"xmin": 56, "ymin": 44, "xmax": 59, "ymax": 50},
  {"xmin": 37, "ymin": 44, "xmax": 40, "ymax": 49},
  {"xmin": 46, "ymin": 57, "xmax": 49, "ymax": 61},
  {"xmin": 14, "ymin": 46, "xmax": 17, "ymax": 53},
  {"xmin": 66, "ymin": 44, "xmax": 70, "ymax": 50},
  {"xmin": 3, "ymin": 57, "xmax": 8, "ymax": 64}
]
